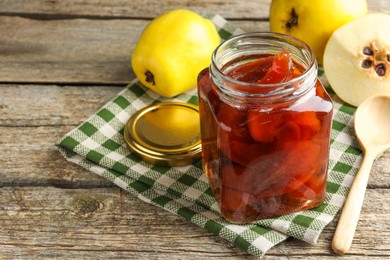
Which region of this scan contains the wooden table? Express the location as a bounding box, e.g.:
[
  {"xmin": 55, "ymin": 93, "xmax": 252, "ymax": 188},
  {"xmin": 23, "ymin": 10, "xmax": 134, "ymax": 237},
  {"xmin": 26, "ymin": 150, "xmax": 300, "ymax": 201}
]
[{"xmin": 1, "ymin": 1, "xmax": 389, "ymax": 258}]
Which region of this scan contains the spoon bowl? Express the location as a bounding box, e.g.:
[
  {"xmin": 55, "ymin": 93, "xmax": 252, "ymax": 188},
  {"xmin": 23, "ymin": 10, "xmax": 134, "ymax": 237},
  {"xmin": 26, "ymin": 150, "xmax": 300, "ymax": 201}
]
[
  {"xmin": 332, "ymin": 95, "xmax": 390, "ymax": 255},
  {"xmin": 355, "ymin": 95, "xmax": 390, "ymax": 153}
]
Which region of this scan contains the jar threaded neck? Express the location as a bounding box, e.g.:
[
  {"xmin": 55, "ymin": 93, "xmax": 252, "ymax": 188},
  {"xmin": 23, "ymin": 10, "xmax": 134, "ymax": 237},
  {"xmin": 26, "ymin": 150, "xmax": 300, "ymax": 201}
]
[{"xmin": 210, "ymin": 32, "xmax": 318, "ymax": 103}]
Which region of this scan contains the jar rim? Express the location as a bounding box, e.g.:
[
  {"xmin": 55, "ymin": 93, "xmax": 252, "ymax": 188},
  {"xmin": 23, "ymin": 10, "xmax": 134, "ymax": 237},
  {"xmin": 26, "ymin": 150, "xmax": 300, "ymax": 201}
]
[{"xmin": 211, "ymin": 32, "xmax": 318, "ymax": 91}]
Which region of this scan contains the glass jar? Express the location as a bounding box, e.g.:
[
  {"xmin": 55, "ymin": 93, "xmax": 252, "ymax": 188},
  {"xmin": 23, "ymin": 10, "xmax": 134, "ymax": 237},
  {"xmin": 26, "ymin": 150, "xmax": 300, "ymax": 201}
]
[{"xmin": 197, "ymin": 32, "xmax": 334, "ymax": 223}]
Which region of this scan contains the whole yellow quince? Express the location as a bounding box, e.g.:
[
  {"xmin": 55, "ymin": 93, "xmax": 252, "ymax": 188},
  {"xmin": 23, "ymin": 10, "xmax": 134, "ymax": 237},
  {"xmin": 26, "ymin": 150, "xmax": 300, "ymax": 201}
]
[
  {"xmin": 131, "ymin": 9, "xmax": 221, "ymax": 97},
  {"xmin": 269, "ymin": 0, "xmax": 367, "ymax": 64}
]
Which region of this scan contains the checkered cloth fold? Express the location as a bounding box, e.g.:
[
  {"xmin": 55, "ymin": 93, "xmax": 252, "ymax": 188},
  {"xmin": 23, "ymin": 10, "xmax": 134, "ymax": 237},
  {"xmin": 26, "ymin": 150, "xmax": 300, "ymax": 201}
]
[{"xmin": 57, "ymin": 14, "xmax": 362, "ymax": 258}]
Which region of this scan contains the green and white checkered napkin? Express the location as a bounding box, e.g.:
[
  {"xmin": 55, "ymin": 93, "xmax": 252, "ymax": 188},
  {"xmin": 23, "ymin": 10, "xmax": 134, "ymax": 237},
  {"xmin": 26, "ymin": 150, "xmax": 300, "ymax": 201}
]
[{"xmin": 56, "ymin": 14, "xmax": 363, "ymax": 258}]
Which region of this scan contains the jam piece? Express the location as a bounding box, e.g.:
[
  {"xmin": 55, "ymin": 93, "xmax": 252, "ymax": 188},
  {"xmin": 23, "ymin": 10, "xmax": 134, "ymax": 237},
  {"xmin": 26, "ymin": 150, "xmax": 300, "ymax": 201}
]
[
  {"xmin": 247, "ymin": 110, "xmax": 320, "ymax": 143},
  {"xmin": 257, "ymin": 51, "xmax": 293, "ymax": 84},
  {"xmin": 216, "ymin": 102, "xmax": 252, "ymax": 143},
  {"xmin": 228, "ymin": 56, "xmax": 274, "ymax": 83},
  {"xmin": 247, "ymin": 111, "xmax": 282, "ymax": 142},
  {"xmin": 219, "ymin": 139, "xmax": 273, "ymax": 167},
  {"xmin": 289, "ymin": 111, "xmax": 321, "ymax": 139},
  {"xmin": 276, "ymin": 121, "xmax": 301, "ymax": 143}
]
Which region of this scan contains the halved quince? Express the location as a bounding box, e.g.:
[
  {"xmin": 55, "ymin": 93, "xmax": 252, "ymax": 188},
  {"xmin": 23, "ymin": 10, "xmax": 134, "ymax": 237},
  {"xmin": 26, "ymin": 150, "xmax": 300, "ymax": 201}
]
[{"xmin": 323, "ymin": 13, "xmax": 390, "ymax": 107}]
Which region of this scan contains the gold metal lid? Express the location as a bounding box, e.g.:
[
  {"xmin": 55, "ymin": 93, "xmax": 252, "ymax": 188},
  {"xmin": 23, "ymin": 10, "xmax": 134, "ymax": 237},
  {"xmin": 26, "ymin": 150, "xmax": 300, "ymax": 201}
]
[{"xmin": 124, "ymin": 102, "xmax": 202, "ymax": 167}]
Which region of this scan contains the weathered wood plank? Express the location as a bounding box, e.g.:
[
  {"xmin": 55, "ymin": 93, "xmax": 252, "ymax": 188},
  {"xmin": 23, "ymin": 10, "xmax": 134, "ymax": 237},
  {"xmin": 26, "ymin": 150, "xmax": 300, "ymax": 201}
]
[
  {"xmin": 0, "ymin": 84, "xmax": 122, "ymax": 126},
  {"xmin": 0, "ymin": 17, "xmax": 138, "ymax": 84},
  {"xmin": 0, "ymin": 17, "xmax": 265, "ymax": 84},
  {"xmin": 0, "ymin": 0, "xmax": 270, "ymax": 19},
  {"xmin": 0, "ymin": 126, "xmax": 114, "ymax": 188},
  {"xmin": 0, "ymin": 187, "xmax": 388, "ymax": 259},
  {"xmin": 0, "ymin": 0, "xmax": 388, "ymax": 19}
]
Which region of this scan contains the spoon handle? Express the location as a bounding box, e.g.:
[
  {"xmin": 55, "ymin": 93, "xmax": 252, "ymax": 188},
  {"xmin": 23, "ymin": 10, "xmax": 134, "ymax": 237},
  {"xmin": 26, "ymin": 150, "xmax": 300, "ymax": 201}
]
[{"xmin": 332, "ymin": 152, "xmax": 375, "ymax": 255}]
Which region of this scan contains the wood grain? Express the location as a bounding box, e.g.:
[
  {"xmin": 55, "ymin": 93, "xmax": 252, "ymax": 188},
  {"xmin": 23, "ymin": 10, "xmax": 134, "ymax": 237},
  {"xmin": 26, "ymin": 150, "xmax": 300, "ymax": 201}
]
[
  {"xmin": 0, "ymin": 84, "xmax": 122, "ymax": 126},
  {"xmin": 0, "ymin": 187, "xmax": 388, "ymax": 259},
  {"xmin": 0, "ymin": 0, "xmax": 269, "ymax": 19},
  {"xmin": 0, "ymin": 0, "xmax": 388, "ymax": 19},
  {"xmin": 0, "ymin": 17, "xmax": 265, "ymax": 84}
]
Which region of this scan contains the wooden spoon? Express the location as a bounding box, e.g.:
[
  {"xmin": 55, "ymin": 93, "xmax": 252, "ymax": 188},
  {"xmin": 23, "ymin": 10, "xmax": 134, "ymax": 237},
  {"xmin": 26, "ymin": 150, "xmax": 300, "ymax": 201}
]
[{"xmin": 332, "ymin": 95, "xmax": 390, "ymax": 255}]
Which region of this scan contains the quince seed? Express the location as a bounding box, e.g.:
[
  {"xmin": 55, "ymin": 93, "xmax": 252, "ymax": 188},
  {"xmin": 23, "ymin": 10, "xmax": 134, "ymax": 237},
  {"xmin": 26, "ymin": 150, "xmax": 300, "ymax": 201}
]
[
  {"xmin": 375, "ymin": 63, "xmax": 386, "ymax": 77},
  {"xmin": 363, "ymin": 46, "xmax": 374, "ymax": 56},
  {"xmin": 361, "ymin": 59, "xmax": 372, "ymax": 69}
]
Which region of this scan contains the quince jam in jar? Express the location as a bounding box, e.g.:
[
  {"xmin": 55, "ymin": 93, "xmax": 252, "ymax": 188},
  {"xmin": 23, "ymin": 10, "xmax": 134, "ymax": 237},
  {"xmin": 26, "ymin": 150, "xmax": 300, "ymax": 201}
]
[{"xmin": 197, "ymin": 33, "xmax": 333, "ymax": 223}]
